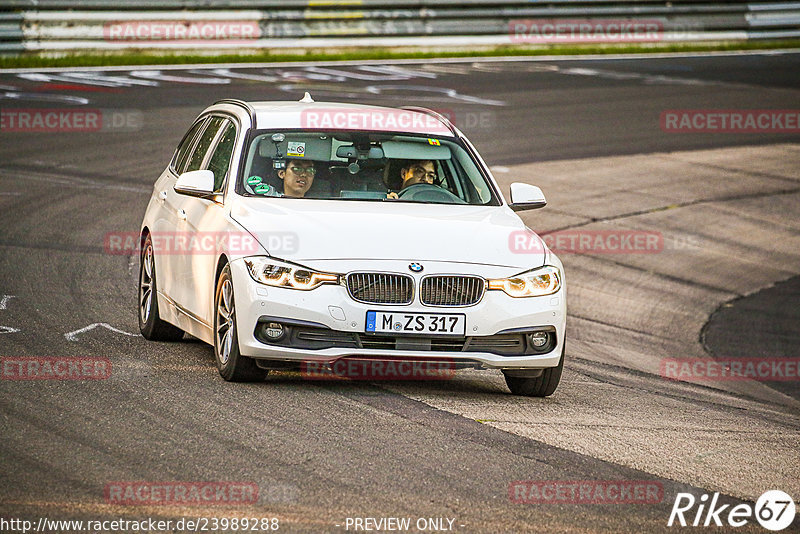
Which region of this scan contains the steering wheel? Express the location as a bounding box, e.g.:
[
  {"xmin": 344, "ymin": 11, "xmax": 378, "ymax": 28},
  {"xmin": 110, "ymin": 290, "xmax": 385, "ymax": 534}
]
[{"xmin": 396, "ymin": 183, "xmax": 466, "ymax": 204}]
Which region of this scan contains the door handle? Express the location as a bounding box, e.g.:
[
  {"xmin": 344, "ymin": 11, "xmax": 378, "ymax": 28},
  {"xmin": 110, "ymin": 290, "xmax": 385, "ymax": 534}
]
[
  {"xmin": 177, "ymin": 209, "xmax": 187, "ymax": 221},
  {"xmin": 158, "ymin": 190, "xmax": 167, "ymax": 202}
]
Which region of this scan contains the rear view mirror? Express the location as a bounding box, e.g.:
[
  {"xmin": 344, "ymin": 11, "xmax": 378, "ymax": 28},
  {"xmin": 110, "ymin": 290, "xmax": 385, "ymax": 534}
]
[
  {"xmin": 335, "ymin": 145, "xmax": 385, "ymax": 159},
  {"xmin": 175, "ymin": 170, "xmax": 215, "ymax": 198},
  {"xmin": 509, "ymin": 183, "xmax": 547, "ymax": 211}
]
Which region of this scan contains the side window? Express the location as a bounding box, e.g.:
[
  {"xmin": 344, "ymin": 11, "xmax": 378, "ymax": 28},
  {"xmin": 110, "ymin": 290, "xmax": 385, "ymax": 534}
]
[
  {"xmin": 185, "ymin": 116, "xmax": 224, "ymax": 173},
  {"xmin": 172, "ymin": 119, "xmax": 206, "ymax": 174},
  {"xmin": 206, "ymin": 120, "xmax": 237, "ymax": 192}
]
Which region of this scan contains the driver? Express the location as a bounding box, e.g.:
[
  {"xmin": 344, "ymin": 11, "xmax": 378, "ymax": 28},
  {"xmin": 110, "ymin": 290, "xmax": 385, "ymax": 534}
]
[{"xmin": 387, "ymin": 160, "xmax": 436, "ymax": 199}]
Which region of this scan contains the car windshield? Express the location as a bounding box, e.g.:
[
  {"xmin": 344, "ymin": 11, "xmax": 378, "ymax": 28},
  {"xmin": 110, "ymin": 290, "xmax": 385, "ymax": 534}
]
[{"xmin": 239, "ymin": 131, "xmax": 499, "ymax": 205}]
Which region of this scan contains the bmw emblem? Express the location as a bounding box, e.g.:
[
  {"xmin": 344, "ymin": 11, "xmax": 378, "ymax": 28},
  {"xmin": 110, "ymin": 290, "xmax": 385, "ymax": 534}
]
[{"xmin": 409, "ymin": 262, "xmax": 423, "ymax": 273}]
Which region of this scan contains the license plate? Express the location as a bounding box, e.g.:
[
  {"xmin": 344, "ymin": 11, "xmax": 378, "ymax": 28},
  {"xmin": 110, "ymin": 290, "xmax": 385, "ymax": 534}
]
[{"xmin": 365, "ymin": 311, "xmax": 466, "ymax": 336}]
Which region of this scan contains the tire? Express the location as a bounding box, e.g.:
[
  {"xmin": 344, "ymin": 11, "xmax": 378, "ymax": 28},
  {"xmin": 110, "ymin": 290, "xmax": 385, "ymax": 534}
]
[
  {"xmin": 503, "ymin": 343, "xmax": 564, "ymax": 397},
  {"xmin": 138, "ymin": 234, "xmax": 185, "ymax": 341},
  {"xmin": 213, "ymin": 264, "xmax": 265, "ymax": 382}
]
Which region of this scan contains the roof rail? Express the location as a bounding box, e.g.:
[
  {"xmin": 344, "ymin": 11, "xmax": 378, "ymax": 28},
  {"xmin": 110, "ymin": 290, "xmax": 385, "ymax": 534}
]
[
  {"xmin": 401, "ymin": 106, "xmax": 457, "ymax": 136},
  {"xmin": 214, "ymin": 99, "xmax": 257, "ymax": 127}
]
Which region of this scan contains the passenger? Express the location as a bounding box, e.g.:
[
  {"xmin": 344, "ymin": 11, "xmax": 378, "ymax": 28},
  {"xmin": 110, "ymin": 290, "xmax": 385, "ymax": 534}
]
[
  {"xmin": 248, "ymin": 159, "xmax": 316, "ymax": 198},
  {"xmin": 278, "ymin": 159, "xmax": 316, "ymax": 198},
  {"xmin": 386, "ymin": 160, "xmax": 437, "ymax": 199}
]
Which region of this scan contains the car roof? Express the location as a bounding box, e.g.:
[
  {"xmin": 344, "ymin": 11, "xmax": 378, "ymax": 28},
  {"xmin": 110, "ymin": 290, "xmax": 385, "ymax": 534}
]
[{"xmin": 214, "ymin": 100, "xmax": 456, "ymax": 137}]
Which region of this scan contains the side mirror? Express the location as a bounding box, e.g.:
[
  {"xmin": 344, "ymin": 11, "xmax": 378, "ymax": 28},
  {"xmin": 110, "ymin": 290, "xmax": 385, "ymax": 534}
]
[
  {"xmin": 174, "ymin": 170, "xmax": 215, "ymax": 198},
  {"xmin": 509, "ymin": 183, "xmax": 547, "ymax": 211}
]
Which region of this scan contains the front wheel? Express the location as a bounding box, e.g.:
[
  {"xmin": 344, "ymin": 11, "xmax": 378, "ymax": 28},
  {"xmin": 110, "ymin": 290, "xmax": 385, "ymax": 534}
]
[
  {"xmin": 503, "ymin": 343, "xmax": 564, "ymax": 397},
  {"xmin": 214, "ymin": 264, "xmax": 265, "ymax": 382}
]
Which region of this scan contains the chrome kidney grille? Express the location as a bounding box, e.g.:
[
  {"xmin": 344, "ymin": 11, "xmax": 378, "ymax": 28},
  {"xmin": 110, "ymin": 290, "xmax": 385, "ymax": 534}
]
[
  {"xmin": 420, "ymin": 275, "xmax": 485, "ymax": 306},
  {"xmin": 346, "ymin": 273, "xmax": 414, "ymax": 304}
]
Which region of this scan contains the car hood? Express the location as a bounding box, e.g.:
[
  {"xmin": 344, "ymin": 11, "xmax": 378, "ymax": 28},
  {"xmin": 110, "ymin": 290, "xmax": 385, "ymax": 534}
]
[{"xmin": 230, "ymin": 197, "xmax": 545, "ymax": 270}]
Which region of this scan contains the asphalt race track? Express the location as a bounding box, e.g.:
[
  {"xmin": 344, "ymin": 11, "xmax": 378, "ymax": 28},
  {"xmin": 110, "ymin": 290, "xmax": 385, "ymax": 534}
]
[{"xmin": 1, "ymin": 51, "xmax": 799, "ymax": 533}]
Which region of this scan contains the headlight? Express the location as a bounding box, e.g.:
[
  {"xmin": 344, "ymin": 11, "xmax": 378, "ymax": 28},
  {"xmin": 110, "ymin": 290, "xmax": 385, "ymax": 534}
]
[
  {"xmin": 487, "ymin": 265, "xmax": 561, "ymax": 297},
  {"xmin": 243, "ymin": 257, "xmax": 339, "ymax": 290}
]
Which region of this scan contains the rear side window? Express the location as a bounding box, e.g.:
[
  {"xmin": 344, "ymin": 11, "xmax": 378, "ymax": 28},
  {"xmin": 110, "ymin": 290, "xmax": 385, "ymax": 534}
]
[
  {"xmin": 185, "ymin": 116, "xmax": 225, "ymax": 173},
  {"xmin": 172, "ymin": 119, "xmax": 206, "ymax": 174},
  {"xmin": 206, "ymin": 120, "xmax": 237, "ymax": 192}
]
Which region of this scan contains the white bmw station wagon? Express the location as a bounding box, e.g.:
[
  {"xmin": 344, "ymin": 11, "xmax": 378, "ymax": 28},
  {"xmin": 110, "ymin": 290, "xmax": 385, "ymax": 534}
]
[{"xmin": 138, "ymin": 95, "xmax": 566, "ymax": 396}]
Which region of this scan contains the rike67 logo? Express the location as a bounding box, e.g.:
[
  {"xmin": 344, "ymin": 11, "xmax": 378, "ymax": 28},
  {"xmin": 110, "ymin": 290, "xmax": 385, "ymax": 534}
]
[{"xmin": 668, "ymin": 490, "xmax": 796, "ymax": 531}]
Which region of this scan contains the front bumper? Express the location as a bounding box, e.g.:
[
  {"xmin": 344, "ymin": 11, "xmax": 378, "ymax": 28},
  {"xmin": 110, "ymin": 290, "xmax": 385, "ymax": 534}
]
[{"xmin": 229, "ymin": 258, "xmax": 566, "ymax": 370}]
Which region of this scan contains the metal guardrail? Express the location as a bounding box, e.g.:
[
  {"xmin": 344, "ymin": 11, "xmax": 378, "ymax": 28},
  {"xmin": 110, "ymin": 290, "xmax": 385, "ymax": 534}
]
[
  {"xmin": 1, "ymin": 1, "xmax": 799, "ymax": 54},
  {"xmin": 0, "ymin": 12, "xmax": 24, "ymax": 53}
]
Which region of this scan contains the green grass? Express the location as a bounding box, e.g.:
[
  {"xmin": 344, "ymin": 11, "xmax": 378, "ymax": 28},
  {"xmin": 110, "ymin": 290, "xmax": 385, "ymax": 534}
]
[{"xmin": 1, "ymin": 40, "xmax": 799, "ymax": 69}]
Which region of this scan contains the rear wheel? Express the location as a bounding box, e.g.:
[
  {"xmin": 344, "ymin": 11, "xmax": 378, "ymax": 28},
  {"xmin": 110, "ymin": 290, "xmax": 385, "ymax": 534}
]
[
  {"xmin": 503, "ymin": 343, "xmax": 564, "ymax": 397},
  {"xmin": 214, "ymin": 264, "xmax": 265, "ymax": 382},
  {"xmin": 138, "ymin": 234, "xmax": 184, "ymax": 341}
]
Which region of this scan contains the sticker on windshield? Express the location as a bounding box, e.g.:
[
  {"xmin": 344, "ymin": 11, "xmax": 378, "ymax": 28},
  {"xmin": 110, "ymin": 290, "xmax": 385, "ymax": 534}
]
[
  {"xmin": 254, "ymin": 183, "xmax": 276, "ymax": 195},
  {"xmin": 287, "ymin": 142, "xmax": 306, "ymax": 157},
  {"xmin": 246, "ymin": 175, "xmax": 262, "ymax": 186},
  {"xmin": 428, "ymin": 138, "xmax": 440, "ymax": 146}
]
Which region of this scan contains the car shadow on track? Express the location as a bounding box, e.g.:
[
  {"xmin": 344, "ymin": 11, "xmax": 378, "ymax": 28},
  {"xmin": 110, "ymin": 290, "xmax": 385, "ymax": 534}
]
[{"xmin": 262, "ymin": 370, "xmax": 516, "ymax": 398}]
